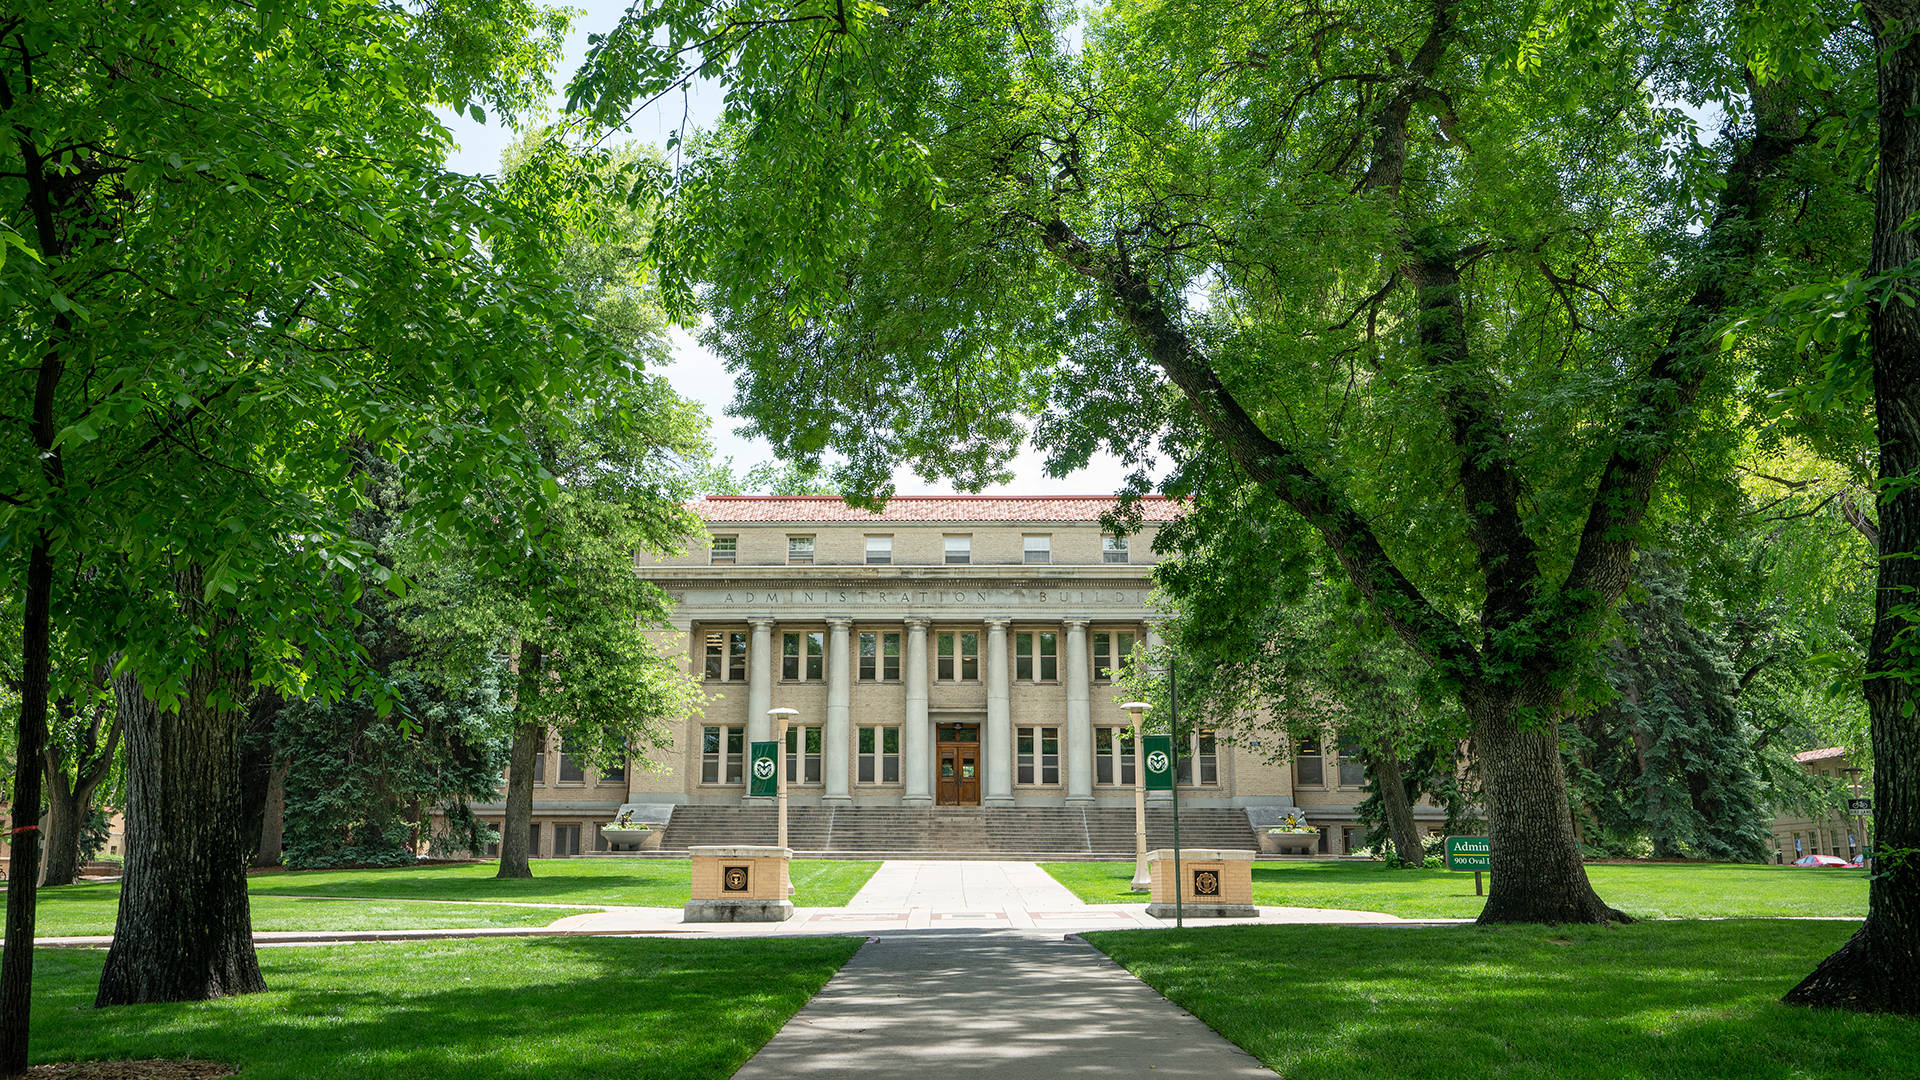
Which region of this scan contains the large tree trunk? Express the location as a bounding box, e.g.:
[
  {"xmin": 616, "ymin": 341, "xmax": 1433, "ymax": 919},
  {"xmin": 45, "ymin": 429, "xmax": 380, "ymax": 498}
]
[
  {"xmin": 1368, "ymin": 737, "xmax": 1427, "ymax": 867},
  {"xmin": 95, "ymin": 574, "xmax": 266, "ymax": 1007},
  {"xmin": 1784, "ymin": 1, "xmax": 1920, "ymax": 1013},
  {"xmin": 1470, "ymin": 692, "xmax": 1628, "ymax": 924},
  {"xmin": 254, "ymin": 757, "xmax": 289, "ymax": 869},
  {"xmin": 1, "ymin": 538, "xmax": 55, "ymax": 1073},
  {"xmin": 497, "ymin": 722, "xmax": 540, "ymax": 878}
]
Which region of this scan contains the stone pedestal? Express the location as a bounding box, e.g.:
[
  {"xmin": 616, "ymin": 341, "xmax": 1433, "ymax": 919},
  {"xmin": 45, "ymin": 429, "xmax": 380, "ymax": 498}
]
[
  {"xmin": 1145, "ymin": 848, "xmax": 1256, "ymax": 918},
  {"xmin": 683, "ymin": 845, "xmax": 794, "ymax": 922}
]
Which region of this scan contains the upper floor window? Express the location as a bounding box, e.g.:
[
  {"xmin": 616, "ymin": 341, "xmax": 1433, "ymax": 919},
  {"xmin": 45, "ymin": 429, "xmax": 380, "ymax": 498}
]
[
  {"xmin": 1103, "ymin": 534, "xmax": 1129, "ymax": 563},
  {"xmin": 937, "ymin": 630, "xmax": 980, "ymax": 681},
  {"xmin": 1023, "ymin": 534, "xmax": 1051, "ymax": 564},
  {"xmin": 1092, "ymin": 630, "xmax": 1135, "ymax": 682},
  {"xmin": 529, "ymin": 729, "xmax": 548, "ymax": 785},
  {"xmin": 701, "ymin": 725, "xmax": 744, "ymax": 784},
  {"xmin": 859, "ymin": 631, "xmax": 901, "ymax": 681},
  {"xmin": 782, "ymin": 630, "xmax": 825, "ymax": 681},
  {"xmin": 1015, "ymin": 631, "xmax": 1058, "ymax": 681},
  {"xmin": 944, "ymin": 534, "xmax": 971, "ymax": 564},
  {"xmin": 710, "ymin": 535, "xmax": 738, "ymax": 564},
  {"xmin": 703, "ymin": 630, "xmax": 748, "ymax": 681},
  {"xmin": 558, "ymin": 739, "xmax": 586, "ymax": 784},
  {"xmin": 1338, "ymin": 735, "xmax": 1366, "ymax": 787},
  {"xmin": 866, "ymin": 535, "xmax": 892, "ymax": 564},
  {"xmin": 1095, "ymin": 725, "xmax": 1136, "ymax": 785},
  {"xmin": 1176, "ymin": 729, "xmax": 1219, "ymax": 786},
  {"xmin": 787, "ymin": 535, "xmax": 814, "ymax": 564},
  {"xmin": 1294, "ymin": 737, "xmax": 1324, "ymax": 787}
]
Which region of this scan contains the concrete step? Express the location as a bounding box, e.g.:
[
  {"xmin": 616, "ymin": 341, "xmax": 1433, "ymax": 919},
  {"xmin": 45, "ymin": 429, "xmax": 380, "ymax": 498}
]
[{"xmin": 655, "ymin": 806, "xmax": 1260, "ymax": 857}]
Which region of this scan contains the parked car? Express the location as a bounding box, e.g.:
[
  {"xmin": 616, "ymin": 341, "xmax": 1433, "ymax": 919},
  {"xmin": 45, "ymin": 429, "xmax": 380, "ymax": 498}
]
[{"xmin": 1791, "ymin": 854, "xmax": 1850, "ymax": 868}]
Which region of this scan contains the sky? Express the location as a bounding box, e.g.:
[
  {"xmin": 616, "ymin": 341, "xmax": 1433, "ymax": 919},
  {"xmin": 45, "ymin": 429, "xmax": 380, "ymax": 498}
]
[{"xmin": 438, "ymin": 2, "xmax": 1146, "ymax": 498}]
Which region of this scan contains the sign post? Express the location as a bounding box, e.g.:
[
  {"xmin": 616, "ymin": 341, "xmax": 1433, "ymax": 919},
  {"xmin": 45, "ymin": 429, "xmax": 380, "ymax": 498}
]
[{"xmin": 1445, "ymin": 835, "xmax": 1491, "ymax": 896}]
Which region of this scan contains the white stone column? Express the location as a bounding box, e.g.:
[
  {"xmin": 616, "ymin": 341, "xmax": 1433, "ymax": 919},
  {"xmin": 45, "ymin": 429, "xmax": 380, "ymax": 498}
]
[
  {"xmin": 983, "ymin": 618, "xmax": 1013, "ymax": 807},
  {"xmin": 902, "ymin": 618, "xmax": 932, "ymax": 805},
  {"xmin": 825, "ymin": 617, "xmax": 853, "ymax": 804},
  {"xmin": 1064, "ymin": 618, "xmax": 1093, "ymax": 806},
  {"xmin": 1145, "ymin": 621, "xmax": 1170, "ymax": 805},
  {"xmin": 746, "ymin": 617, "xmax": 774, "ymax": 801}
]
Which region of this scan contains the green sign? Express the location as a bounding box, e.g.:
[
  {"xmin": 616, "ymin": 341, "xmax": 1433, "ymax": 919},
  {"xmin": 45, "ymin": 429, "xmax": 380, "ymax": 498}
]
[
  {"xmin": 1142, "ymin": 734, "xmax": 1175, "ymax": 791},
  {"xmin": 1445, "ymin": 835, "xmax": 1491, "ymax": 871},
  {"xmin": 748, "ymin": 740, "xmax": 779, "ymax": 797}
]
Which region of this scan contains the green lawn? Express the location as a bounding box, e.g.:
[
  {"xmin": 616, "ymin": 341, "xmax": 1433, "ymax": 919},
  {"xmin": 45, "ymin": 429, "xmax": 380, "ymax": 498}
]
[
  {"xmin": 1086, "ymin": 921, "xmax": 1914, "ymax": 1080},
  {"xmin": 1041, "ymin": 860, "xmax": 1868, "ymax": 919},
  {"xmin": 246, "ymin": 858, "xmax": 880, "ymax": 908},
  {"xmin": 31, "ymin": 937, "xmax": 861, "ymax": 1078},
  {"xmin": 9, "ymin": 882, "xmax": 594, "ymax": 939}
]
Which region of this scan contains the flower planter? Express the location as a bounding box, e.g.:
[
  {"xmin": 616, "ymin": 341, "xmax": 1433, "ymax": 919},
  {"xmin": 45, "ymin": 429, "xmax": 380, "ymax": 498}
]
[
  {"xmin": 601, "ymin": 827, "xmax": 663, "ymax": 851},
  {"xmin": 1260, "ymin": 831, "xmax": 1318, "ymax": 855}
]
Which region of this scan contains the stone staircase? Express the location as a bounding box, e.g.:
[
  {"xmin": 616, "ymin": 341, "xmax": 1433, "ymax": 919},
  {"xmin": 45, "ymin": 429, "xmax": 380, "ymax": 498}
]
[{"xmin": 643, "ymin": 805, "xmax": 1260, "ymax": 859}]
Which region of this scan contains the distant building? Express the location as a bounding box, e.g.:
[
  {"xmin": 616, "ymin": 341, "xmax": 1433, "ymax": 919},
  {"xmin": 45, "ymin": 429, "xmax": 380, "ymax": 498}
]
[
  {"xmin": 462, "ymin": 495, "xmax": 1450, "ymax": 857},
  {"xmin": 1769, "ymin": 747, "xmax": 1870, "ymax": 863}
]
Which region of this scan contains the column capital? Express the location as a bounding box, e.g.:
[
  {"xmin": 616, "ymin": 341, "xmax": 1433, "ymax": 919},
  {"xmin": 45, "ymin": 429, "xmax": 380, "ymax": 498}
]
[
  {"xmin": 904, "ymin": 617, "xmax": 930, "ymax": 631},
  {"xmin": 827, "ymin": 617, "xmax": 853, "ymax": 631},
  {"xmin": 750, "ymin": 617, "xmax": 777, "ymax": 631},
  {"xmin": 1063, "ymin": 617, "xmax": 1090, "ymax": 631},
  {"xmin": 984, "ymin": 617, "xmax": 1011, "ymax": 631}
]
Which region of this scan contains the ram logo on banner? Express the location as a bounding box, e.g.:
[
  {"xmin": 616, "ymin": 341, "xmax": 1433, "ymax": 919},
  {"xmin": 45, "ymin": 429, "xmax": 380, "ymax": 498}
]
[
  {"xmin": 1143, "ymin": 734, "xmax": 1175, "ymax": 792},
  {"xmin": 749, "ymin": 741, "xmax": 779, "ymax": 797}
]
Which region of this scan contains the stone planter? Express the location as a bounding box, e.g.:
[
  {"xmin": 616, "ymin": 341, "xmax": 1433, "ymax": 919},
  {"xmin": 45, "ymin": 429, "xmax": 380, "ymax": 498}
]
[
  {"xmin": 601, "ymin": 827, "xmax": 663, "ymax": 851},
  {"xmin": 1260, "ymin": 830, "xmax": 1318, "ymax": 855}
]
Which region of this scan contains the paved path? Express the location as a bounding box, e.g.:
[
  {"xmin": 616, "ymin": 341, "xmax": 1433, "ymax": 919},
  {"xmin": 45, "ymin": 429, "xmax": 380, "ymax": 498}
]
[{"xmin": 733, "ymin": 934, "xmax": 1279, "ymax": 1078}]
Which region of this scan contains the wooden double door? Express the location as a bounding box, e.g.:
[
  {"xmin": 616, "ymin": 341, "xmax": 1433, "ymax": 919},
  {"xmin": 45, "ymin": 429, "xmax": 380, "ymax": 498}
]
[{"xmin": 936, "ymin": 723, "xmax": 981, "ymax": 805}]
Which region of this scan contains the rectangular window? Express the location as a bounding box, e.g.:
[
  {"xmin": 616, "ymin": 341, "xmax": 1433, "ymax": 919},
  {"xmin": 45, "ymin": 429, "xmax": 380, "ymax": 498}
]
[
  {"xmin": 558, "ymin": 741, "xmax": 586, "ymax": 783},
  {"xmin": 1015, "ymin": 631, "xmax": 1058, "ymax": 681},
  {"xmin": 1093, "ymin": 631, "xmax": 1135, "ymax": 682},
  {"xmin": 782, "ymin": 630, "xmax": 825, "ymax": 680},
  {"xmin": 530, "ymin": 730, "xmax": 547, "ymax": 786},
  {"xmin": 937, "ymin": 631, "xmax": 979, "ymax": 681},
  {"xmin": 554, "ymin": 823, "xmax": 582, "ymax": 857},
  {"xmin": 1023, "ymin": 534, "xmax": 1051, "ymax": 564},
  {"xmin": 858, "ymin": 631, "xmax": 902, "ymax": 681},
  {"xmin": 1175, "ymin": 729, "xmax": 1218, "ymax": 785},
  {"xmin": 944, "ymin": 534, "xmax": 970, "ymax": 564},
  {"xmin": 710, "ymin": 535, "xmax": 738, "ymax": 564},
  {"xmin": 600, "ymin": 756, "xmax": 625, "ymax": 784},
  {"xmin": 857, "ymin": 726, "xmax": 901, "ymax": 784},
  {"xmin": 702, "ymin": 725, "xmax": 745, "ymax": 784},
  {"xmin": 788, "ymin": 535, "xmax": 814, "ymax": 564},
  {"xmin": 1017, "ymin": 725, "xmax": 1061, "ymax": 785},
  {"xmin": 485, "ymin": 822, "xmax": 501, "ymax": 858},
  {"xmin": 785, "ymin": 724, "xmax": 824, "ymax": 784},
  {"xmin": 1095, "ymin": 726, "xmax": 1136, "ymax": 785},
  {"xmin": 1294, "ymin": 737, "xmax": 1323, "ymax": 787},
  {"xmin": 1343, "ymin": 826, "xmax": 1364, "ymax": 855},
  {"xmin": 1338, "ymin": 735, "xmax": 1366, "ymax": 787},
  {"xmin": 866, "ymin": 535, "xmax": 892, "ymax": 564},
  {"xmin": 1103, "ymin": 534, "xmax": 1130, "ymax": 563},
  {"xmin": 528, "ymin": 822, "xmax": 541, "ymax": 858},
  {"xmin": 703, "ymin": 630, "xmax": 749, "ymax": 681}
]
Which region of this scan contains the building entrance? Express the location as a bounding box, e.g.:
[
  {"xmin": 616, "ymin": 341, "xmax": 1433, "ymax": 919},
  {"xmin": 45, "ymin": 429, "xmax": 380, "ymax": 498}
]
[{"xmin": 936, "ymin": 723, "xmax": 981, "ymax": 805}]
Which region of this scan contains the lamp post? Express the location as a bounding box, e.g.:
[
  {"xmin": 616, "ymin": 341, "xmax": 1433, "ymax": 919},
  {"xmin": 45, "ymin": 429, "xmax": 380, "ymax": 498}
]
[
  {"xmin": 1121, "ymin": 701, "xmax": 1152, "ymax": 892},
  {"xmin": 769, "ymin": 706, "xmax": 798, "ymax": 897}
]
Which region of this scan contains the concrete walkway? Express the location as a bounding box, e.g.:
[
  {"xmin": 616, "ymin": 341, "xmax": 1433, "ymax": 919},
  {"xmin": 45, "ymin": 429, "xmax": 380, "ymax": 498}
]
[{"xmin": 733, "ymin": 934, "xmax": 1279, "ymax": 1078}]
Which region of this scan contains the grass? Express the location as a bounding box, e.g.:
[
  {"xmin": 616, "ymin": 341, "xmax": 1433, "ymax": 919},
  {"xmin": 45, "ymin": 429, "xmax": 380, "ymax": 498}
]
[
  {"xmin": 245, "ymin": 858, "xmax": 881, "ymax": 909},
  {"xmin": 31, "ymin": 936, "xmax": 861, "ymax": 1078},
  {"xmin": 1040, "ymin": 860, "xmax": 1869, "ymax": 919},
  {"xmin": 1085, "ymin": 920, "xmax": 1915, "ymax": 1080},
  {"xmin": 10, "ymin": 882, "xmax": 595, "ymax": 939}
]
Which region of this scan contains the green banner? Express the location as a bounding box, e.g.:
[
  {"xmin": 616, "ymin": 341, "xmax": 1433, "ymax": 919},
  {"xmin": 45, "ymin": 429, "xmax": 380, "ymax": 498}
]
[
  {"xmin": 1142, "ymin": 734, "xmax": 1175, "ymax": 791},
  {"xmin": 1444, "ymin": 835, "xmax": 1490, "ymax": 871},
  {"xmin": 748, "ymin": 740, "xmax": 779, "ymax": 797}
]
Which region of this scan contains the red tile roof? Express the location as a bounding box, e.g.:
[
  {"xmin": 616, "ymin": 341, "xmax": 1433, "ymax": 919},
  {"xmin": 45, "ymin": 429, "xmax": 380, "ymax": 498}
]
[
  {"xmin": 1793, "ymin": 747, "xmax": 1850, "ymax": 763},
  {"xmin": 694, "ymin": 495, "xmax": 1183, "ymax": 523}
]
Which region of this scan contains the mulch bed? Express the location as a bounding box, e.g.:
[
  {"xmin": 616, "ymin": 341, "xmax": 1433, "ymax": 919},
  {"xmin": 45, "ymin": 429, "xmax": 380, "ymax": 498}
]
[{"xmin": 27, "ymin": 1062, "xmax": 234, "ymax": 1079}]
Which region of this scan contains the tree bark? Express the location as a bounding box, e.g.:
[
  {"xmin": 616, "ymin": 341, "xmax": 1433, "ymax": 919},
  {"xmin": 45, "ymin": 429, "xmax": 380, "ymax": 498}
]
[
  {"xmin": 497, "ymin": 721, "xmax": 539, "ymax": 878},
  {"xmin": 1, "ymin": 539, "xmax": 54, "ymax": 1073},
  {"xmin": 95, "ymin": 570, "xmax": 266, "ymax": 1007},
  {"xmin": 1470, "ymin": 690, "xmax": 1628, "ymax": 924},
  {"xmin": 1368, "ymin": 737, "xmax": 1427, "ymax": 867},
  {"xmin": 1784, "ymin": 0, "xmax": 1920, "ymax": 1014},
  {"xmin": 254, "ymin": 757, "xmax": 289, "ymax": 869}
]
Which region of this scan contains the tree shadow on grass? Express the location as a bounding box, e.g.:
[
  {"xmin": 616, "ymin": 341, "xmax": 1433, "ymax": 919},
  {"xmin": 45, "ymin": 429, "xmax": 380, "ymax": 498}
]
[
  {"xmin": 33, "ymin": 936, "xmax": 861, "ymax": 1080},
  {"xmin": 1088, "ymin": 921, "xmax": 1917, "ymax": 1080}
]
